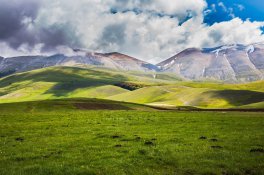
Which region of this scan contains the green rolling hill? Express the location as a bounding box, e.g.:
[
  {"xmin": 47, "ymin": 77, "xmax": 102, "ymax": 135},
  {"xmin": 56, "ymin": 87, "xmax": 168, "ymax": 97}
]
[
  {"xmin": 0, "ymin": 66, "xmax": 126, "ymax": 103},
  {"xmin": 0, "ymin": 66, "xmax": 180, "ymax": 102},
  {"xmin": 0, "ymin": 98, "xmax": 159, "ymax": 112},
  {"xmin": 108, "ymin": 84, "xmax": 264, "ymax": 109},
  {"xmin": 0, "ymin": 66, "xmax": 263, "ymax": 109}
]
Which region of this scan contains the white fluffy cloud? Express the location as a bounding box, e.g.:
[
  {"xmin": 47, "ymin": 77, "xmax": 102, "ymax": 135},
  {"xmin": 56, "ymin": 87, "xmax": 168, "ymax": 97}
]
[{"xmin": 1, "ymin": 0, "xmax": 264, "ymax": 63}]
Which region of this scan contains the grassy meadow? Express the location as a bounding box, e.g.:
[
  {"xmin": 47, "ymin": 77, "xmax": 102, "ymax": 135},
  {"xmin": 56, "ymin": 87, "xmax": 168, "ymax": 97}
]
[{"xmin": 0, "ymin": 99, "xmax": 264, "ymax": 175}]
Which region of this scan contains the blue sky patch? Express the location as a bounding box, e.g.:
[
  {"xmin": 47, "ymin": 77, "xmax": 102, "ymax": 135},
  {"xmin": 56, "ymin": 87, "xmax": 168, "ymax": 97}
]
[{"xmin": 204, "ymin": 0, "xmax": 264, "ymax": 25}]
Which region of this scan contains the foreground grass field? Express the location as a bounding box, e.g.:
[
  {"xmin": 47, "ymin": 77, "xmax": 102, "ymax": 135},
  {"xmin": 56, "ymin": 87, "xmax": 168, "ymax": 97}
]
[{"xmin": 0, "ymin": 99, "xmax": 264, "ymax": 175}]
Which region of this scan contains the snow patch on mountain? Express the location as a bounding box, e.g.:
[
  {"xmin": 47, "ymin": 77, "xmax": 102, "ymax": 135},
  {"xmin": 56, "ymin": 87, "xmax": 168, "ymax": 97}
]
[
  {"xmin": 246, "ymin": 45, "xmax": 255, "ymax": 54},
  {"xmin": 211, "ymin": 44, "xmax": 237, "ymax": 57}
]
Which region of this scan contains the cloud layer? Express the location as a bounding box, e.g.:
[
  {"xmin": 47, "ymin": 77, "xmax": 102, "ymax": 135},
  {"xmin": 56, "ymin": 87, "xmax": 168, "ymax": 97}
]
[{"xmin": 0, "ymin": 0, "xmax": 264, "ymax": 63}]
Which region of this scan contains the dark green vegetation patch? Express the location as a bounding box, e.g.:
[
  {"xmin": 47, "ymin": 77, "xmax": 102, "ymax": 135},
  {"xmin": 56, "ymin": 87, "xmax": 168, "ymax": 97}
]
[{"xmin": 114, "ymin": 82, "xmax": 148, "ymax": 91}]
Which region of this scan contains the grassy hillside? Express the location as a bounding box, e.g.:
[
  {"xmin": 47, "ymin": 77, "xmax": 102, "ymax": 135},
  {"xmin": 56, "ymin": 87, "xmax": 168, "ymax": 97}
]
[
  {"xmin": 0, "ymin": 66, "xmax": 184, "ymax": 101},
  {"xmin": 0, "ymin": 102, "xmax": 263, "ymax": 175},
  {"xmin": 108, "ymin": 84, "xmax": 264, "ymax": 109},
  {"xmin": 0, "ymin": 66, "xmax": 164, "ymax": 103},
  {"xmin": 0, "ymin": 67, "xmax": 123, "ymax": 102},
  {"xmin": 179, "ymin": 80, "xmax": 264, "ymax": 92},
  {"xmin": 0, "ymin": 66, "xmax": 263, "ymax": 109},
  {"xmin": 0, "ymin": 98, "xmax": 159, "ymax": 112}
]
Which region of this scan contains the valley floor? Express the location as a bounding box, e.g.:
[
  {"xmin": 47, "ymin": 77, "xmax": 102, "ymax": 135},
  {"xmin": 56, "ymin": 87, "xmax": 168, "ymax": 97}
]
[{"xmin": 0, "ymin": 100, "xmax": 264, "ymax": 175}]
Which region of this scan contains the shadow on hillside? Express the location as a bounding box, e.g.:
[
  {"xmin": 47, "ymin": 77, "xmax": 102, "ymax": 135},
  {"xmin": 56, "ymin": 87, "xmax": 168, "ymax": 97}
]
[
  {"xmin": 0, "ymin": 67, "xmax": 128, "ymax": 97},
  {"xmin": 206, "ymin": 90, "xmax": 264, "ymax": 106}
]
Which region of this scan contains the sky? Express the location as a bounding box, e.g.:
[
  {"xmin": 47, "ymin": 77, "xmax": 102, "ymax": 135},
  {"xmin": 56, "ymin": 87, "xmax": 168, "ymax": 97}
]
[{"xmin": 0, "ymin": 0, "xmax": 264, "ymax": 63}]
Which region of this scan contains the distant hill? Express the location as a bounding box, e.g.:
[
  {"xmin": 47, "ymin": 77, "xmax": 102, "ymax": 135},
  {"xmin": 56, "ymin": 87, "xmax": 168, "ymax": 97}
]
[
  {"xmin": 108, "ymin": 82, "xmax": 264, "ymax": 109},
  {"xmin": 0, "ymin": 66, "xmax": 263, "ymax": 109},
  {"xmin": 0, "ymin": 66, "xmax": 180, "ymax": 103},
  {"xmin": 0, "ymin": 51, "xmax": 158, "ymax": 78}
]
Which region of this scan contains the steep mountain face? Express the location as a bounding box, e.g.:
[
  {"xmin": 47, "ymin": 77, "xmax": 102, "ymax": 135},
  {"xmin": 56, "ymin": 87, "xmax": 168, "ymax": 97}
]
[
  {"xmin": 0, "ymin": 51, "xmax": 158, "ymax": 77},
  {"xmin": 93, "ymin": 52, "xmax": 158, "ymax": 71},
  {"xmin": 157, "ymin": 43, "xmax": 264, "ymax": 82}
]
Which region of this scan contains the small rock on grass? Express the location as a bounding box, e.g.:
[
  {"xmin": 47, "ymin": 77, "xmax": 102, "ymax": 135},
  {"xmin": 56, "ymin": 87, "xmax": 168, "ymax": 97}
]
[
  {"xmin": 250, "ymin": 148, "xmax": 264, "ymax": 153},
  {"xmin": 135, "ymin": 136, "xmax": 141, "ymax": 141},
  {"xmin": 211, "ymin": 145, "xmax": 223, "ymax": 149},
  {"xmin": 210, "ymin": 138, "xmax": 218, "ymax": 142},
  {"xmin": 114, "ymin": 144, "xmax": 122, "ymax": 148},
  {"xmin": 199, "ymin": 136, "xmax": 207, "ymax": 140},
  {"xmin": 112, "ymin": 135, "xmax": 120, "ymax": 139},
  {"xmin": 15, "ymin": 137, "xmax": 24, "ymax": 142},
  {"xmin": 138, "ymin": 149, "xmax": 147, "ymax": 155},
  {"xmin": 144, "ymin": 141, "xmax": 154, "ymax": 146}
]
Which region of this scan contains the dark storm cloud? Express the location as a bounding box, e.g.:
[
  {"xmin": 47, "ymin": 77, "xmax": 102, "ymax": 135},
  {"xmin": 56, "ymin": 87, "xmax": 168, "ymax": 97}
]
[
  {"xmin": 39, "ymin": 24, "xmax": 83, "ymax": 52},
  {"xmin": 0, "ymin": 0, "xmax": 82, "ymax": 51},
  {"xmin": 0, "ymin": 0, "xmax": 39, "ymax": 40},
  {"xmin": 99, "ymin": 23, "xmax": 126, "ymax": 48}
]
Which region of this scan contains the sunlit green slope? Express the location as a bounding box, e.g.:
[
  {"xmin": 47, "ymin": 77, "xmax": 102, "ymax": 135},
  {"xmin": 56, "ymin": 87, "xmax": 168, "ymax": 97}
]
[
  {"xmin": 0, "ymin": 66, "xmax": 126, "ymax": 103},
  {"xmin": 108, "ymin": 83, "xmax": 264, "ymax": 109},
  {"xmin": 0, "ymin": 66, "xmax": 263, "ymax": 109},
  {"xmin": 0, "ymin": 66, "xmax": 180, "ymax": 103}
]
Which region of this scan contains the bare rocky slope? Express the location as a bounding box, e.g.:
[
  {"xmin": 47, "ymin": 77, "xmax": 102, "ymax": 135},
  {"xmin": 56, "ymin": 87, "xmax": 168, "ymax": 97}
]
[
  {"xmin": 0, "ymin": 51, "xmax": 158, "ymax": 77},
  {"xmin": 157, "ymin": 43, "xmax": 264, "ymax": 82}
]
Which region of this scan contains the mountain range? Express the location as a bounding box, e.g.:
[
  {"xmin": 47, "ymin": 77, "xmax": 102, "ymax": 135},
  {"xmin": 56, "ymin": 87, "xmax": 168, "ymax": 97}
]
[
  {"xmin": 158, "ymin": 43, "xmax": 264, "ymax": 82},
  {"xmin": 1, "ymin": 43, "xmax": 264, "ymax": 82}
]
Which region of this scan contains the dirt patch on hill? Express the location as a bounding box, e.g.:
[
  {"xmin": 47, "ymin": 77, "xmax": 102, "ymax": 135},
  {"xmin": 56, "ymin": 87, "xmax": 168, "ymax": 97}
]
[{"xmin": 74, "ymin": 102, "xmax": 131, "ymax": 110}]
